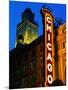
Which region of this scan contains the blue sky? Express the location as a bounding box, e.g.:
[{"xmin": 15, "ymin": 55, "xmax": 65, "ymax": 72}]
[{"xmin": 9, "ymin": 1, "xmax": 66, "ymax": 51}]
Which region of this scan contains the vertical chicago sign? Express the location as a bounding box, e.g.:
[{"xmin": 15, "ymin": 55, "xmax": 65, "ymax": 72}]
[{"xmin": 41, "ymin": 8, "xmax": 54, "ymax": 86}]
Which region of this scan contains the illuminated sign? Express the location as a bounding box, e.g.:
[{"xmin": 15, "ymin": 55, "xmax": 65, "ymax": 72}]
[
  {"xmin": 41, "ymin": 8, "xmax": 54, "ymax": 86},
  {"xmin": 46, "ymin": 15, "xmax": 53, "ymax": 85}
]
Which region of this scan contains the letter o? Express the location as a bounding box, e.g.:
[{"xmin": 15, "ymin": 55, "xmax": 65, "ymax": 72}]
[{"xmin": 48, "ymin": 75, "xmax": 53, "ymax": 84}]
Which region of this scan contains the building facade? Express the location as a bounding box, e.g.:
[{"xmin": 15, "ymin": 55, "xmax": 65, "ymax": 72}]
[
  {"xmin": 10, "ymin": 36, "xmax": 44, "ymax": 88},
  {"xmin": 54, "ymin": 23, "xmax": 66, "ymax": 84},
  {"xmin": 9, "ymin": 8, "xmax": 66, "ymax": 89}
]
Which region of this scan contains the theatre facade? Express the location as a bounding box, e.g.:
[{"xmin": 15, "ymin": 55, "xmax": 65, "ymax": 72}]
[{"xmin": 9, "ymin": 8, "xmax": 66, "ymax": 89}]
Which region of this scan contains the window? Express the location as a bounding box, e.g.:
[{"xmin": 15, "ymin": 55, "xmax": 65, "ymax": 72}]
[
  {"xmin": 31, "ymin": 73, "xmax": 36, "ymax": 86},
  {"xmin": 39, "ymin": 83, "xmax": 43, "ymax": 87},
  {"xmin": 32, "ymin": 49, "xmax": 36, "ymax": 57},
  {"xmin": 22, "ymin": 79, "xmax": 25, "ymax": 86},
  {"xmin": 41, "ymin": 69, "xmax": 44, "ymax": 77},
  {"xmin": 40, "ymin": 44, "xmax": 43, "ymax": 52},
  {"xmin": 30, "ymin": 61, "xmax": 36, "ymax": 71},
  {"xmin": 23, "ymin": 66, "xmax": 25, "ymax": 72},
  {"xmin": 62, "ymin": 42, "xmax": 65, "ymax": 48},
  {"xmin": 40, "ymin": 44, "xmax": 43, "ymax": 58},
  {"xmin": 32, "ymin": 73, "xmax": 36, "ymax": 81},
  {"xmin": 40, "ymin": 56, "xmax": 43, "ymax": 64},
  {"xmin": 62, "ymin": 53, "xmax": 66, "ymax": 82},
  {"xmin": 40, "ymin": 56, "xmax": 43, "ymax": 60},
  {"xmin": 62, "ymin": 27, "xmax": 66, "ymax": 33}
]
